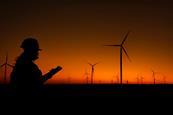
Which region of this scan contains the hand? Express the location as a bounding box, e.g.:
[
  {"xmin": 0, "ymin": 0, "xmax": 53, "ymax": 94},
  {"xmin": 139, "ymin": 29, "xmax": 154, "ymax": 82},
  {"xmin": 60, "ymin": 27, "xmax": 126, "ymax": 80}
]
[
  {"xmin": 50, "ymin": 66, "xmax": 62, "ymax": 75},
  {"xmin": 43, "ymin": 66, "xmax": 63, "ymax": 81},
  {"xmin": 55, "ymin": 66, "xmax": 62, "ymax": 71}
]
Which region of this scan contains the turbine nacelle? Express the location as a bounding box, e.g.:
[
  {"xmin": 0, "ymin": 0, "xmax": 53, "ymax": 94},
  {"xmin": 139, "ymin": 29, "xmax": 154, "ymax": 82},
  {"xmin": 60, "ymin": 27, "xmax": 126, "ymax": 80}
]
[{"xmin": 88, "ymin": 62, "xmax": 100, "ymax": 67}]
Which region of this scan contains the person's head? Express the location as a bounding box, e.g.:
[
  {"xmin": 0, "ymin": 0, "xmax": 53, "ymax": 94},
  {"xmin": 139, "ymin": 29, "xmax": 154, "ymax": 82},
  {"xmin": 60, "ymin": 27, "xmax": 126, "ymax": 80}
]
[{"xmin": 21, "ymin": 38, "xmax": 41, "ymax": 60}]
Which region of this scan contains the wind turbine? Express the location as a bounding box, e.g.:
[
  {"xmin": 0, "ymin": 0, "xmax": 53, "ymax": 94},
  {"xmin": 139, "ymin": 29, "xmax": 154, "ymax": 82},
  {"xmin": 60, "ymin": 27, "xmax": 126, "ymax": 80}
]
[
  {"xmin": 136, "ymin": 76, "xmax": 140, "ymax": 84},
  {"xmin": 162, "ymin": 75, "xmax": 166, "ymax": 84},
  {"xmin": 84, "ymin": 69, "xmax": 89, "ymax": 84},
  {"xmin": 111, "ymin": 78, "xmax": 114, "ymax": 84},
  {"xmin": 88, "ymin": 62, "xmax": 99, "ymax": 84},
  {"xmin": 140, "ymin": 76, "xmax": 144, "ymax": 84},
  {"xmin": 104, "ymin": 31, "xmax": 131, "ymax": 85},
  {"xmin": 126, "ymin": 80, "xmax": 129, "ymax": 84},
  {"xmin": 151, "ymin": 70, "xmax": 156, "ymax": 85},
  {"xmin": 0, "ymin": 53, "xmax": 14, "ymax": 84},
  {"xmin": 111, "ymin": 75, "xmax": 116, "ymax": 84},
  {"xmin": 67, "ymin": 76, "xmax": 71, "ymax": 84},
  {"xmin": 116, "ymin": 74, "xmax": 119, "ymax": 84}
]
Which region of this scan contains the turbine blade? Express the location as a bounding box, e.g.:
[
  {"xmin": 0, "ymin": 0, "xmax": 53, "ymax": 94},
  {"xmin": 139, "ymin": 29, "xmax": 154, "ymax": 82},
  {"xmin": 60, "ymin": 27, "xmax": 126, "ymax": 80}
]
[
  {"xmin": 93, "ymin": 62, "xmax": 100, "ymax": 66},
  {"xmin": 122, "ymin": 47, "xmax": 131, "ymax": 62},
  {"xmin": 88, "ymin": 63, "xmax": 92, "ymax": 66},
  {"xmin": 151, "ymin": 70, "xmax": 154, "ymax": 73},
  {"xmin": 121, "ymin": 31, "xmax": 130, "ymax": 45},
  {"xmin": 151, "ymin": 69, "xmax": 155, "ymax": 77},
  {"xmin": 7, "ymin": 64, "xmax": 14, "ymax": 68},
  {"xmin": 151, "ymin": 69, "xmax": 155, "ymax": 74},
  {"xmin": 104, "ymin": 45, "xmax": 120, "ymax": 47},
  {"xmin": 0, "ymin": 63, "xmax": 5, "ymax": 68}
]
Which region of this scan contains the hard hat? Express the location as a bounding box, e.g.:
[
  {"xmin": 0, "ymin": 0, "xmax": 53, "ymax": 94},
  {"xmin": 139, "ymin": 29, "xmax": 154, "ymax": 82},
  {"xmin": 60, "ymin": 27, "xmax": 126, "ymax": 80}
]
[{"xmin": 21, "ymin": 38, "xmax": 42, "ymax": 51}]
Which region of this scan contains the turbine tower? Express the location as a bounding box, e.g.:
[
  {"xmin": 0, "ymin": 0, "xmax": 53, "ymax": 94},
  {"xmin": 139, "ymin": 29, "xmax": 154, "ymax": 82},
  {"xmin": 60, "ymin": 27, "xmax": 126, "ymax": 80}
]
[
  {"xmin": 104, "ymin": 31, "xmax": 131, "ymax": 85},
  {"xmin": 126, "ymin": 80, "xmax": 129, "ymax": 84},
  {"xmin": 0, "ymin": 53, "xmax": 14, "ymax": 84},
  {"xmin": 136, "ymin": 76, "xmax": 140, "ymax": 84},
  {"xmin": 140, "ymin": 76, "xmax": 144, "ymax": 84},
  {"xmin": 88, "ymin": 62, "xmax": 99, "ymax": 84},
  {"xmin": 151, "ymin": 70, "xmax": 156, "ymax": 85},
  {"xmin": 163, "ymin": 75, "xmax": 166, "ymax": 84},
  {"xmin": 84, "ymin": 69, "xmax": 89, "ymax": 84},
  {"xmin": 116, "ymin": 74, "xmax": 119, "ymax": 84}
]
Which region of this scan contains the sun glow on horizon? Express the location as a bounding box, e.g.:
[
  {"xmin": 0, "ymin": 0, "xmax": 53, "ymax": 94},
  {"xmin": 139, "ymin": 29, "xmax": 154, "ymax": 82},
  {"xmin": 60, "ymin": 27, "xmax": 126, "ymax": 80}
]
[{"xmin": 0, "ymin": 1, "xmax": 173, "ymax": 84}]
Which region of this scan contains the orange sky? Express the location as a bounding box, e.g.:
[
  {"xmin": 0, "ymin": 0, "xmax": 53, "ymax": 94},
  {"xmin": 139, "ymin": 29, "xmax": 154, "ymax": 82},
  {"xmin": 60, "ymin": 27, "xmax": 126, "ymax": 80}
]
[{"xmin": 0, "ymin": 0, "xmax": 173, "ymax": 84}]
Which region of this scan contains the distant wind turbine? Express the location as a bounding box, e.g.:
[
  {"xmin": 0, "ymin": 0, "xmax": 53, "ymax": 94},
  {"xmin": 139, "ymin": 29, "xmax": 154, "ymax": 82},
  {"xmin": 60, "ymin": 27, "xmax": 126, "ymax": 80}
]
[
  {"xmin": 140, "ymin": 76, "xmax": 144, "ymax": 84},
  {"xmin": 67, "ymin": 76, "xmax": 71, "ymax": 84},
  {"xmin": 137, "ymin": 74, "xmax": 144, "ymax": 84},
  {"xmin": 136, "ymin": 76, "xmax": 140, "ymax": 84},
  {"xmin": 0, "ymin": 53, "xmax": 14, "ymax": 84},
  {"xmin": 104, "ymin": 31, "xmax": 131, "ymax": 85},
  {"xmin": 163, "ymin": 75, "xmax": 166, "ymax": 84},
  {"xmin": 116, "ymin": 74, "xmax": 119, "ymax": 84},
  {"xmin": 151, "ymin": 70, "xmax": 156, "ymax": 85},
  {"xmin": 84, "ymin": 69, "xmax": 89, "ymax": 84},
  {"xmin": 111, "ymin": 78, "xmax": 114, "ymax": 84},
  {"xmin": 126, "ymin": 80, "xmax": 129, "ymax": 84},
  {"xmin": 111, "ymin": 75, "xmax": 116, "ymax": 84},
  {"xmin": 88, "ymin": 62, "xmax": 99, "ymax": 84}
]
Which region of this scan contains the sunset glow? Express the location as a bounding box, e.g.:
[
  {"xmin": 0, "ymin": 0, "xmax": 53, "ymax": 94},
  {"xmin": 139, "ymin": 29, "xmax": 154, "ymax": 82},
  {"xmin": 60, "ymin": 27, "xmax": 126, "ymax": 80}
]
[{"xmin": 0, "ymin": 0, "xmax": 173, "ymax": 84}]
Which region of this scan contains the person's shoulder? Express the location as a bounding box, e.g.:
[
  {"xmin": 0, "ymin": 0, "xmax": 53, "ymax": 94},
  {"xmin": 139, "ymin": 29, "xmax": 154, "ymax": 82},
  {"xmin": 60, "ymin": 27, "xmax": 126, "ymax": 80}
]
[
  {"xmin": 16, "ymin": 59, "xmax": 29, "ymax": 66},
  {"xmin": 31, "ymin": 62, "xmax": 40, "ymax": 70},
  {"xmin": 15, "ymin": 59, "xmax": 33, "ymax": 70}
]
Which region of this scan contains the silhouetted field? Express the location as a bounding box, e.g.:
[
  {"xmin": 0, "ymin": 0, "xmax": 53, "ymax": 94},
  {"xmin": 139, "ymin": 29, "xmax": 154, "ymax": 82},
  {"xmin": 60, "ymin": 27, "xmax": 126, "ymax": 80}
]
[{"xmin": 0, "ymin": 84, "xmax": 173, "ymax": 97}]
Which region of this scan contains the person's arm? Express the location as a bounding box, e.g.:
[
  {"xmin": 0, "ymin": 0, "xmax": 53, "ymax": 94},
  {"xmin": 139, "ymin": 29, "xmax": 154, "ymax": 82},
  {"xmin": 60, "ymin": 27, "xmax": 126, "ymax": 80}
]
[{"xmin": 42, "ymin": 66, "xmax": 62, "ymax": 83}]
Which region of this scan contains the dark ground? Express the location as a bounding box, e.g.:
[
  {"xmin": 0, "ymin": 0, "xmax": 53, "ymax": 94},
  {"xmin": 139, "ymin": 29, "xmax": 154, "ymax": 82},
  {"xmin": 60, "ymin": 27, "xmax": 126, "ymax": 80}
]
[
  {"xmin": 0, "ymin": 84, "xmax": 173, "ymax": 97},
  {"xmin": 0, "ymin": 84, "xmax": 171, "ymax": 113}
]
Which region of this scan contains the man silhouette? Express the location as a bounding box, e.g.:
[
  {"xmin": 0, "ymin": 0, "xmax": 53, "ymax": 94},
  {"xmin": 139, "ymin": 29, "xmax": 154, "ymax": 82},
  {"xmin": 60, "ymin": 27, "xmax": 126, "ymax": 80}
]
[{"xmin": 10, "ymin": 38, "xmax": 62, "ymax": 93}]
